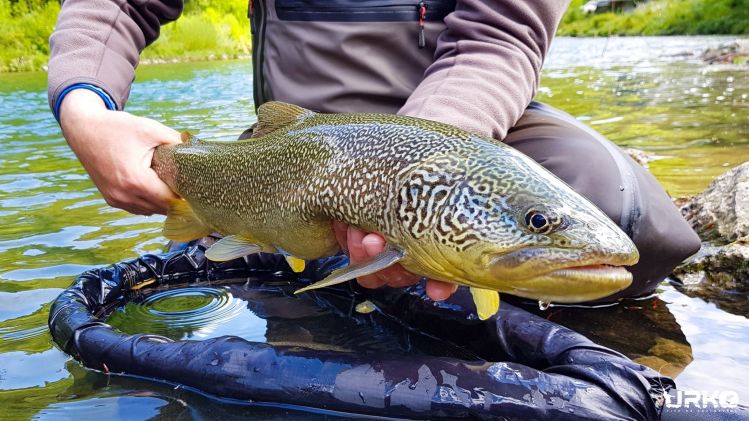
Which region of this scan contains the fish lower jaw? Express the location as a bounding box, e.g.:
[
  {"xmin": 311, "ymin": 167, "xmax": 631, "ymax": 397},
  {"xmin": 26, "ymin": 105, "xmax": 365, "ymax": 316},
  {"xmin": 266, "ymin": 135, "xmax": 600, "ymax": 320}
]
[
  {"xmin": 508, "ymin": 264, "xmax": 633, "ymax": 303},
  {"xmin": 547, "ymin": 264, "xmax": 633, "ymax": 281}
]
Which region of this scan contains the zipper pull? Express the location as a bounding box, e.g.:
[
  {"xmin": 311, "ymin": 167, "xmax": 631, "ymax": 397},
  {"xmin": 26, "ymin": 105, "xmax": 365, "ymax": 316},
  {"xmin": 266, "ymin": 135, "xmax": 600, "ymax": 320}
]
[{"xmin": 418, "ymin": 1, "xmax": 427, "ymax": 48}]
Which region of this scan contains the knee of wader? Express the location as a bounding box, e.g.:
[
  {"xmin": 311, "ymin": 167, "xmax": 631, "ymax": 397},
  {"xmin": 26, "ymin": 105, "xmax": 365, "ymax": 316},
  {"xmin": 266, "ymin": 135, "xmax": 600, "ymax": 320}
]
[
  {"xmin": 506, "ymin": 102, "xmax": 702, "ymax": 300},
  {"xmin": 611, "ymin": 167, "xmax": 702, "ymax": 300}
]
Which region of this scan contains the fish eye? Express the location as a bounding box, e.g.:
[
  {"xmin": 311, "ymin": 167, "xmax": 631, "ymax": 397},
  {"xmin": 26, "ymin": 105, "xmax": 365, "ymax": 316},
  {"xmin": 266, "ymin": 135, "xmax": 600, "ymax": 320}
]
[{"xmin": 523, "ymin": 208, "xmax": 561, "ymax": 234}]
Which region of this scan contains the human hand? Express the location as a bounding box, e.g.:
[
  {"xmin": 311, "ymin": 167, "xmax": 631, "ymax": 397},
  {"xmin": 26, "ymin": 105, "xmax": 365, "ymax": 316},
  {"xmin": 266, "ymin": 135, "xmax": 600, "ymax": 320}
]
[
  {"xmin": 332, "ymin": 221, "xmax": 458, "ymax": 301},
  {"xmin": 59, "ymin": 89, "xmax": 182, "ymax": 215}
]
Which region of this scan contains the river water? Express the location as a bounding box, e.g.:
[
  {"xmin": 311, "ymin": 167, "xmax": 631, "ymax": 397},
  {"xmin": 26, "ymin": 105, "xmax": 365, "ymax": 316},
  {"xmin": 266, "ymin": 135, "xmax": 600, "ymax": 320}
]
[{"xmin": 0, "ymin": 36, "xmax": 747, "ymax": 419}]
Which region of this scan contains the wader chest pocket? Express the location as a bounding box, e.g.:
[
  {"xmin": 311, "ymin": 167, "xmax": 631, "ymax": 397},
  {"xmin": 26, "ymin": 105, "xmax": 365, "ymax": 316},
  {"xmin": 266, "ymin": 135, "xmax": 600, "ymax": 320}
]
[{"xmin": 275, "ymin": 0, "xmax": 455, "ymax": 23}]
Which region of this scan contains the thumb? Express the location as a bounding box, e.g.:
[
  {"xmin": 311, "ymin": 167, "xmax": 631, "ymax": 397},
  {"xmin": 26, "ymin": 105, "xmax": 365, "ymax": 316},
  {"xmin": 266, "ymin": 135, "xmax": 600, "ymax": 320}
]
[{"xmin": 139, "ymin": 116, "xmax": 182, "ymax": 146}]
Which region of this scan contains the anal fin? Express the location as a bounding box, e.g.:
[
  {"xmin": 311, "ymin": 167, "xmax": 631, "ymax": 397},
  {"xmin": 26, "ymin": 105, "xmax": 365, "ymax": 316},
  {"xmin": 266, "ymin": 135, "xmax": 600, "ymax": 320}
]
[
  {"xmin": 164, "ymin": 199, "xmax": 211, "ymax": 241},
  {"xmin": 470, "ymin": 287, "xmax": 500, "ymax": 320},
  {"xmin": 205, "ymin": 235, "xmax": 262, "ymax": 261},
  {"xmin": 294, "ymin": 245, "xmax": 405, "ymax": 294}
]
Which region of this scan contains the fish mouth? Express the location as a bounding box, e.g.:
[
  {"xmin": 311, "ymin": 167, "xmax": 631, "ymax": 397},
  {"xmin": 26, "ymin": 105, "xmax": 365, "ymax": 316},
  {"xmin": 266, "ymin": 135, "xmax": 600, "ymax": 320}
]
[{"xmin": 507, "ymin": 264, "xmax": 633, "ymax": 303}]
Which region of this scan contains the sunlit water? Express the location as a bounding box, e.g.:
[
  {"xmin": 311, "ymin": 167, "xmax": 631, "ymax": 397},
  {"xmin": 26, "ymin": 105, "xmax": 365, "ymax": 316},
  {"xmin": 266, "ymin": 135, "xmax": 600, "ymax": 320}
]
[{"xmin": 0, "ymin": 36, "xmax": 747, "ymax": 419}]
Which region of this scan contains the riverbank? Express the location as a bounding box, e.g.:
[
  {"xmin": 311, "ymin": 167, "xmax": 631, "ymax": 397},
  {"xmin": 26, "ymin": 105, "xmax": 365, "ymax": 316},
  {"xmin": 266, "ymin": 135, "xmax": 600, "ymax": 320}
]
[{"xmin": 559, "ymin": 0, "xmax": 749, "ymax": 36}]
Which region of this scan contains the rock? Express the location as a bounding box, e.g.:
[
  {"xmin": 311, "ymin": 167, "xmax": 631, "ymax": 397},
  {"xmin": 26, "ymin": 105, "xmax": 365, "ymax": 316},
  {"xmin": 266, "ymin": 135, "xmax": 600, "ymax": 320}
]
[
  {"xmin": 672, "ymin": 163, "xmax": 749, "ymax": 307},
  {"xmin": 678, "ymin": 161, "xmax": 749, "ymax": 244},
  {"xmin": 634, "ymin": 337, "xmax": 693, "ymax": 378},
  {"xmin": 673, "ymin": 237, "xmax": 749, "ymax": 293},
  {"xmin": 702, "ymin": 39, "xmax": 749, "ymax": 65}
]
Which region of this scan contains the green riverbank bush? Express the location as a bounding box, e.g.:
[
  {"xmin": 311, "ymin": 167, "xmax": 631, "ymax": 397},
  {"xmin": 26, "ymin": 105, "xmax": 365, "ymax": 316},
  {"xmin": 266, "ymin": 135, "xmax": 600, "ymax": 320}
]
[
  {"xmin": 0, "ymin": 0, "xmax": 250, "ymax": 72},
  {"xmin": 559, "ymin": 0, "xmax": 749, "ymax": 36},
  {"xmin": 0, "ymin": 0, "xmax": 59, "ymax": 72},
  {"xmin": 143, "ymin": 0, "xmax": 251, "ymax": 62}
]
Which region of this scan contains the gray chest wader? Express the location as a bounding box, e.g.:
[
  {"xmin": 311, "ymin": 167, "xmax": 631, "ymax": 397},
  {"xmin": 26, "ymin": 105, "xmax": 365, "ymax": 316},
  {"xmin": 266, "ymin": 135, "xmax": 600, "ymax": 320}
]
[{"xmin": 247, "ymin": 0, "xmax": 701, "ymax": 301}]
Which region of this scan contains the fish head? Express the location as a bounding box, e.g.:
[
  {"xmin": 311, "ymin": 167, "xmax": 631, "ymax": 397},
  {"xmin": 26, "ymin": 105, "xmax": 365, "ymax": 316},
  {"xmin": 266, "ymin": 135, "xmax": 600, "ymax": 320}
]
[{"xmin": 400, "ymin": 142, "xmax": 638, "ymax": 303}]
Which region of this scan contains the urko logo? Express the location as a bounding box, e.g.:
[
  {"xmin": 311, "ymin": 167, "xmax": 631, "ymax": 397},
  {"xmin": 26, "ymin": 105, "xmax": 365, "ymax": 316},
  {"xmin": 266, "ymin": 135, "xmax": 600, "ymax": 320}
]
[{"xmin": 665, "ymin": 390, "xmax": 740, "ymax": 411}]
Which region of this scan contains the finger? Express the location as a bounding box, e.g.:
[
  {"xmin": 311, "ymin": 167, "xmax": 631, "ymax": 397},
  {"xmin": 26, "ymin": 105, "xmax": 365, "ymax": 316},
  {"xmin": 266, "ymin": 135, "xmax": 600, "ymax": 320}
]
[
  {"xmin": 346, "ymin": 225, "xmax": 368, "ymax": 263},
  {"xmin": 132, "ymin": 193, "xmax": 166, "ymax": 216},
  {"xmin": 140, "ymin": 117, "xmax": 182, "ymax": 146},
  {"xmin": 118, "ymin": 197, "xmax": 156, "ymax": 216},
  {"xmin": 356, "ymin": 274, "xmax": 384, "ymax": 289},
  {"xmin": 332, "ymin": 221, "xmax": 349, "ymax": 253},
  {"xmin": 426, "ymin": 280, "xmax": 458, "ymax": 301},
  {"xmin": 359, "ymin": 233, "xmax": 394, "ymax": 287},
  {"xmin": 382, "ymin": 264, "xmax": 422, "ymax": 287},
  {"xmin": 138, "ymin": 171, "xmax": 178, "ymax": 215},
  {"xmin": 360, "ymin": 233, "xmax": 421, "ymax": 287},
  {"xmin": 348, "ymin": 227, "xmax": 387, "ymax": 288},
  {"xmin": 361, "ymin": 233, "xmax": 385, "ymax": 256}
]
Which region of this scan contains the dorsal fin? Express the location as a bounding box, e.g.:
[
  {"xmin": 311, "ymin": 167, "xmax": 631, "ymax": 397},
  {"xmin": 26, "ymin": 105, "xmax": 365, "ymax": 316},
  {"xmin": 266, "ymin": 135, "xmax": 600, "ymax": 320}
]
[{"xmin": 252, "ymin": 102, "xmax": 314, "ymax": 138}]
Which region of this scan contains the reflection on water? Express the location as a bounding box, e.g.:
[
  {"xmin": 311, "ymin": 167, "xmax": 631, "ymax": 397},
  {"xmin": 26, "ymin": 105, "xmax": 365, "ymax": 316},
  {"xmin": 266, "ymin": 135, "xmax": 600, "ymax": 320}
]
[
  {"xmin": 660, "ymin": 283, "xmax": 749, "ymax": 401},
  {"xmin": 531, "ymin": 288, "xmax": 693, "ymax": 379},
  {"xmin": 0, "ymin": 36, "xmax": 748, "ymax": 418}
]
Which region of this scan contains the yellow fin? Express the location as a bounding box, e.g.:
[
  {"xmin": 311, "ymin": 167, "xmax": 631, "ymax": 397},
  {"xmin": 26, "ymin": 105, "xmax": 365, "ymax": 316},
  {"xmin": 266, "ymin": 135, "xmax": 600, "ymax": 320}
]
[
  {"xmin": 470, "ymin": 287, "xmax": 500, "ymax": 320},
  {"xmin": 294, "ymin": 245, "xmax": 405, "ymax": 294},
  {"xmin": 355, "ymin": 300, "xmax": 377, "ymax": 314},
  {"xmin": 285, "ymin": 256, "xmax": 306, "ymax": 273},
  {"xmin": 164, "ymin": 199, "xmax": 211, "ymax": 241},
  {"xmin": 252, "ymin": 101, "xmax": 314, "ymax": 138},
  {"xmin": 205, "ymin": 235, "xmax": 262, "ymax": 261}
]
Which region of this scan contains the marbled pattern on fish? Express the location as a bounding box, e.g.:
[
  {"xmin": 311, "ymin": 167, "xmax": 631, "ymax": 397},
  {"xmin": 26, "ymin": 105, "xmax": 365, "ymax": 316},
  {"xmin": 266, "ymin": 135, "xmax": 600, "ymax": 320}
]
[{"xmin": 152, "ymin": 102, "xmax": 639, "ymax": 320}]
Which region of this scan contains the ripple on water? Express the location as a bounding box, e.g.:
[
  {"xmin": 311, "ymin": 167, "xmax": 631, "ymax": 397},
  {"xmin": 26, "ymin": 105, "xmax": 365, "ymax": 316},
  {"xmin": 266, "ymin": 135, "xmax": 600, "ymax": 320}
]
[
  {"xmin": 107, "ymin": 287, "xmax": 266, "ymax": 341},
  {"xmin": 0, "ymin": 264, "xmax": 98, "ymax": 282},
  {"xmin": 0, "ymin": 325, "xmax": 49, "ymax": 343}
]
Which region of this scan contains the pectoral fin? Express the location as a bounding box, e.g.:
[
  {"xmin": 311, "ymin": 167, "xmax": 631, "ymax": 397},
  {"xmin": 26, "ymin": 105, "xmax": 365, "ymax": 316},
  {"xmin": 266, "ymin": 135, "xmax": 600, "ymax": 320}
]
[
  {"xmin": 164, "ymin": 199, "xmax": 211, "ymax": 241},
  {"xmin": 470, "ymin": 287, "xmax": 500, "ymax": 320},
  {"xmin": 294, "ymin": 245, "xmax": 405, "ymax": 294},
  {"xmin": 285, "ymin": 256, "xmax": 306, "ymax": 273},
  {"xmin": 205, "ymin": 235, "xmax": 262, "ymax": 261}
]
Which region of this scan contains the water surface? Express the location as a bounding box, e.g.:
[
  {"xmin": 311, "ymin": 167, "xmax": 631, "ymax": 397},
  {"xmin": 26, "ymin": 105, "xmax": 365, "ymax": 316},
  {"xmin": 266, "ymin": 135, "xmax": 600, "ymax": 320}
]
[{"xmin": 0, "ymin": 36, "xmax": 747, "ymax": 419}]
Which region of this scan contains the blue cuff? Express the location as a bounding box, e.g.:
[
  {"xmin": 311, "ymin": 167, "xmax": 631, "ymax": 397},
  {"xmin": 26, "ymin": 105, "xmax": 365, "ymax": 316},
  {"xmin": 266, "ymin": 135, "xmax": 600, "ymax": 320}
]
[{"xmin": 54, "ymin": 83, "xmax": 118, "ymax": 123}]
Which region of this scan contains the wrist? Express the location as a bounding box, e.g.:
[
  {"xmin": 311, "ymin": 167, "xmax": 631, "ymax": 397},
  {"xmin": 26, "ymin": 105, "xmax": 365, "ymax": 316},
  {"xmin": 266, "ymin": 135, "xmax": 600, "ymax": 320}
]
[
  {"xmin": 57, "ymin": 83, "xmax": 117, "ymax": 123},
  {"xmin": 59, "ymin": 89, "xmax": 110, "ymax": 133}
]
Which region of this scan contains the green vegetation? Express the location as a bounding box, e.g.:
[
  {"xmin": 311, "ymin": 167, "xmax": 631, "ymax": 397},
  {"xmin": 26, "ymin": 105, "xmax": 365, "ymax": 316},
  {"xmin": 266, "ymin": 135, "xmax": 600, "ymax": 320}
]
[
  {"xmin": 0, "ymin": 0, "xmax": 59, "ymax": 72},
  {"xmin": 559, "ymin": 0, "xmax": 749, "ymax": 36},
  {"xmin": 0, "ymin": 0, "xmax": 250, "ymax": 72},
  {"xmin": 142, "ymin": 0, "xmax": 250, "ymax": 63}
]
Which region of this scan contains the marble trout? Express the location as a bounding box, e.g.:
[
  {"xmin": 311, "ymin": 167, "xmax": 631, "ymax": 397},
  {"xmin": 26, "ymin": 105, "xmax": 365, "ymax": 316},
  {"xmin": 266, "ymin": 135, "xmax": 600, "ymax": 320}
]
[{"xmin": 152, "ymin": 101, "xmax": 639, "ymax": 319}]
